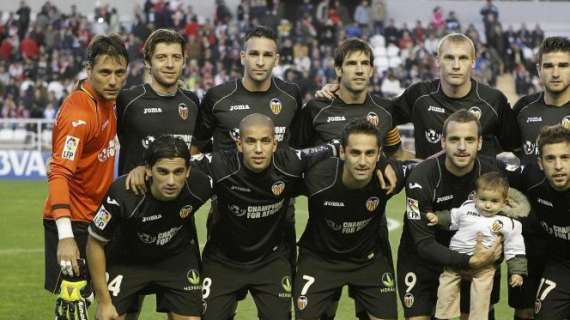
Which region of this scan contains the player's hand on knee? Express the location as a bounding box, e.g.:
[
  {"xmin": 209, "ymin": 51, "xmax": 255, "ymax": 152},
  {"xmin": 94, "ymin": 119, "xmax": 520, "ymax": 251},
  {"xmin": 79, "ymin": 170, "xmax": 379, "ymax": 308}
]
[
  {"xmin": 126, "ymin": 165, "xmax": 147, "ymax": 195},
  {"xmin": 510, "ymin": 274, "xmax": 524, "ymax": 287},
  {"xmin": 426, "ymin": 212, "xmax": 438, "ymax": 226},
  {"xmin": 314, "ymin": 83, "xmax": 339, "ymax": 100},
  {"xmin": 57, "ymin": 238, "xmax": 81, "ymax": 276},
  {"xmin": 96, "ymin": 301, "xmax": 119, "ymax": 320}
]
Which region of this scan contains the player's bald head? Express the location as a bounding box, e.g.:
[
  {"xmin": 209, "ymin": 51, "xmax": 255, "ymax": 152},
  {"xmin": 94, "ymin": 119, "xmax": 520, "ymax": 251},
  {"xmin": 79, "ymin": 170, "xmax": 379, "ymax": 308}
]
[
  {"xmin": 437, "ymin": 33, "xmax": 476, "ymax": 59},
  {"xmin": 239, "ymin": 113, "xmax": 275, "ymax": 133}
]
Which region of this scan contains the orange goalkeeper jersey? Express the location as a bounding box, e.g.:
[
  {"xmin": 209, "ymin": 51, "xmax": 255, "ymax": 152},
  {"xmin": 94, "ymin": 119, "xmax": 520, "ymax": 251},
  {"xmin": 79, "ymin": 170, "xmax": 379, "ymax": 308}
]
[{"xmin": 43, "ymin": 80, "xmax": 118, "ymax": 223}]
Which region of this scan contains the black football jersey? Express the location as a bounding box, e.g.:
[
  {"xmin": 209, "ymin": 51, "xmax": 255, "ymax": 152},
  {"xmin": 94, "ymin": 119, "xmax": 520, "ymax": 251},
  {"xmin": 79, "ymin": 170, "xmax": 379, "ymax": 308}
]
[
  {"xmin": 192, "ymin": 145, "xmax": 335, "ymax": 264},
  {"xmin": 399, "ymin": 153, "xmax": 500, "ymax": 269},
  {"xmin": 392, "ymin": 79, "xmax": 519, "ymax": 158},
  {"xmin": 290, "ymin": 94, "xmax": 401, "ymax": 153},
  {"xmin": 88, "ymin": 171, "xmax": 212, "ymax": 263},
  {"xmin": 116, "ymin": 83, "xmax": 200, "ymax": 174},
  {"xmin": 513, "ymin": 92, "xmax": 570, "ymax": 164},
  {"xmin": 504, "ymin": 161, "xmax": 570, "ymax": 266},
  {"xmin": 299, "ymin": 157, "xmax": 410, "ymax": 262},
  {"xmin": 194, "ymin": 78, "xmax": 302, "ymax": 152}
]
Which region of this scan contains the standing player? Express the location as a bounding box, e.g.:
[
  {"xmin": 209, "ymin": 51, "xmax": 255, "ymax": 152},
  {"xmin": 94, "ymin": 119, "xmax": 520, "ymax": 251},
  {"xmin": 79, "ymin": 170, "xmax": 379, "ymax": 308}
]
[
  {"xmin": 194, "ymin": 25, "xmax": 302, "ymax": 151},
  {"xmin": 87, "ymin": 136, "xmax": 212, "ymax": 320},
  {"xmin": 502, "ymin": 125, "xmax": 570, "ymax": 319},
  {"xmin": 316, "ymin": 33, "xmax": 518, "ymax": 159},
  {"xmin": 290, "ymin": 38, "xmax": 406, "ymax": 159},
  {"xmin": 397, "ymin": 110, "xmax": 502, "ymax": 320},
  {"xmin": 193, "ymin": 114, "xmax": 336, "ymax": 320},
  {"xmin": 294, "ymin": 119, "xmax": 409, "ymax": 320},
  {"xmin": 509, "ymin": 36, "xmax": 570, "ymax": 320},
  {"xmin": 43, "ymin": 33, "xmax": 128, "ymax": 314},
  {"xmin": 116, "ymin": 29, "xmax": 200, "ymax": 189}
]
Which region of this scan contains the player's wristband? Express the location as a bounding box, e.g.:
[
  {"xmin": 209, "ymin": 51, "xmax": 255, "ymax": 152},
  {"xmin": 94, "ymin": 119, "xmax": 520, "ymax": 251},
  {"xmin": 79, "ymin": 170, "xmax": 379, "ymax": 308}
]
[{"xmin": 56, "ymin": 217, "xmax": 74, "ymax": 240}]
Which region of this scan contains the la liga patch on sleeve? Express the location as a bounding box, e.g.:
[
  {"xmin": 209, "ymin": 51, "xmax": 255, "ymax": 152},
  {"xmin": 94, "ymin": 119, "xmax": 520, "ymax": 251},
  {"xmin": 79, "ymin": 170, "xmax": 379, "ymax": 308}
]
[
  {"xmin": 406, "ymin": 197, "xmax": 421, "ymax": 220},
  {"xmin": 62, "ymin": 135, "xmax": 80, "ymax": 160},
  {"xmin": 93, "ymin": 205, "xmax": 112, "ymax": 230}
]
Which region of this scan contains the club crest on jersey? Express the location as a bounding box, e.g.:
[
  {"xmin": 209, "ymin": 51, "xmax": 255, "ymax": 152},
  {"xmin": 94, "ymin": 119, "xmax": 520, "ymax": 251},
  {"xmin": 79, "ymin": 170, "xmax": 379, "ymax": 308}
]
[
  {"xmin": 562, "ymin": 116, "xmax": 570, "ymax": 129},
  {"xmin": 297, "ymin": 296, "xmax": 308, "ymax": 310},
  {"xmin": 179, "ymin": 205, "xmax": 193, "ymax": 219},
  {"xmin": 178, "ymin": 103, "xmax": 189, "ymax": 120},
  {"xmin": 270, "ymin": 98, "xmax": 282, "ymax": 115},
  {"xmin": 403, "ymin": 293, "xmax": 415, "ymax": 308},
  {"xmin": 366, "ymin": 112, "xmax": 379, "ymax": 127},
  {"xmin": 425, "ymin": 129, "xmax": 441, "ymax": 143},
  {"xmin": 366, "ymin": 196, "xmax": 380, "ymax": 212},
  {"xmin": 272, "ymin": 181, "xmax": 285, "ymax": 196},
  {"xmin": 468, "ymin": 106, "xmax": 482, "ymax": 120},
  {"xmin": 62, "ymin": 135, "xmax": 80, "ymax": 160},
  {"xmin": 490, "ymin": 220, "xmax": 504, "ymax": 233}
]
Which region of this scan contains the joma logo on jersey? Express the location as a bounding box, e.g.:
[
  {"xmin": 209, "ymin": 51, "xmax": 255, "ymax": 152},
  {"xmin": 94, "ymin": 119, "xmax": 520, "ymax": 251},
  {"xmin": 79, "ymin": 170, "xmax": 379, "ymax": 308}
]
[
  {"xmin": 366, "ymin": 112, "xmax": 379, "ymax": 127},
  {"xmin": 144, "ymin": 107, "xmax": 162, "ymax": 114},
  {"xmin": 324, "ymin": 201, "xmax": 345, "ymax": 207},
  {"xmin": 526, "ymin": 116, "xmax": 542, "ymax": 123},
  {"xmin": 179, "ymin": 205, "xmax": 193, "ymax": 219},
  {"xmin": 229, "ymin": 104, "xmax": 250, "ymax": 111},
  {"xmin": 436, "ymin": 195, "xmax": 454, "ymax": 203},
  {"xmin": 327, "ymin": 116, "xmax": 346, "ymax": 123},
  {"xmin": 425, "ymin": 129, "xmax": 441, "ymax": 143},
  {"xmin": 366, "ymin": 196, "xmax": 380, "ymax": 212},
  {"xmin": 272, "ymin": 181, "xmax": 285, "ymax": 196},
  {"xmin": 427, "ymin": 105, "xmax": 445, "ymax": 113},
  {"xmin": 537, "ymin": 198, "xmax": 553, "ymax": 207},
  {"xmin": 270, "ymin": 98, "xmax": 282, "ymax": 115},
  {"xmin": 142, "ymin": 214, "xmax": 162, "ymax": 222}
]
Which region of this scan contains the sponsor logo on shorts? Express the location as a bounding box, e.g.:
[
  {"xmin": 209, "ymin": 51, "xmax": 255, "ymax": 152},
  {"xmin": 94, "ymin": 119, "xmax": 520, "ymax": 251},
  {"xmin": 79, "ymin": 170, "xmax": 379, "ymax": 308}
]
[
  {"xmin": 490, "ymin": 220, "xmax": 504, "ymax": 233},
  {"xmin": 406, "ymin": 198, "xmax": 420, "ymax": 220},
  {"xmin": 185, "ymin": 269, "xmax": 201, "ymax": 291},
  {"xmin": 562, "ymin": 115, "xmax": 570, "ymax": 129},
  {"xmin": 270, "ymin": 98, "xmax": 282, "ymax": 115},
  {"xmin": 179, "ymin": 205, "xmax": 193, "ymax": 219},
  {"xmin": 366, "ymin": 196, "xmax": 380, "ymax": 212},
  {"xmin": 380, "ymin": 272, "xmax": 396, "ymax": 293},
  {"xmin": 425, "ymin": 129, "xmax": 441, "ymax": 144},
  {"xmin": 179, "ymin": 103, "xmax": 189, "ymax": 120},
  {"xmin": 468, "ymin": 106, "xmax": 482, "ymax": 120},
  {"xmin": 62, "ymin": 135, "xmax": 80, "ymax": 160},
  {"xmin": 367, "ymin": 112, "xmax": 379, "ymax": 127},
  {"xmin": 403, "ymin": 293, "xmax": 415, "ymax": 308},
  {"xmin": 93, "ymin": 205, "xmax": 112, "ymax": 230},
  {"xmin": 297, "ymin": 295, "xmax": 308, "ymax": 310},
  {"xmin": 272, "ymin": 181, "xmax": 285, "ymax": 196},
  {"xmin": 279, "ymin": 276, "xmax": 292, "ymax": 298},
  {"xmin": 535, "ymin": 299, "xmax": 542, "ymax": 314}
]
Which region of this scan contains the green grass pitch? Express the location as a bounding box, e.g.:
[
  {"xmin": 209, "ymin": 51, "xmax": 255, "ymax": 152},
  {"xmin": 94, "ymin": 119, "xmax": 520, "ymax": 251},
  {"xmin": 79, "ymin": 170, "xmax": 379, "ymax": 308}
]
[{"xmin": 0, "ymin": 180, "xmax": 513, "ymax": 319}]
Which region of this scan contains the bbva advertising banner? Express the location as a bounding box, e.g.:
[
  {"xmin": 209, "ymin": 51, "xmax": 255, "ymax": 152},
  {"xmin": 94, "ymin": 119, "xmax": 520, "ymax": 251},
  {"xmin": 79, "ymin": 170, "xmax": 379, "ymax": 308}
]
[{"xmin": 0, "ymin": 150, "xmax": 49, "ymax": 179}]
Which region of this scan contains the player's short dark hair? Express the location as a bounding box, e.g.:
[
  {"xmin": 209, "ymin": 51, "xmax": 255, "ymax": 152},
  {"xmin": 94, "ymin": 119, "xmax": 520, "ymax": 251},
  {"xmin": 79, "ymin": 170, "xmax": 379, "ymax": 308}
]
[
  {"xmin": 144, "ymin": 28, "xmax": 186, "ymax": 63},
  {"xmin": 476, "ymin": 172, "xmax": 509, "ymax": 199},
  {"xmin": 334, "ymin": 38, "xmax": 374, "ymax": 68},
  {"xmin": 243, "ymin": 25, "xmax": 278, "ymax": 50},
  {"xmin": 537, "ymin": 124, "xmax": 570, "ymax": 157},
  {"xmin": 144, "ymin": 135, "xmax": 191, "ymax": 168},
  {"xmin": 442, "ymin": 110, "xmax": 481, "ymax": 137},
  {"xmin": 341, "ymin": 118, "xmax": 381, "ymax": 149},
  {"xmin": 86, "ymin": 33, "xmax": 129, "ymax": 67},
  {"xmin": 537, "ymin": 36, "xmax": 570, "ymax": 66}
]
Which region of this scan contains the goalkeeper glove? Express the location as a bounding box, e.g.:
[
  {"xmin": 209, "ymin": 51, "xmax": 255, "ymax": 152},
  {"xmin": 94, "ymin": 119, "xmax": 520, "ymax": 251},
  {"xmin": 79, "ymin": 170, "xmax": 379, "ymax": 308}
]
[{"xmin": 54, "ymin": 259, "xmax": 89, "ymax": 320}]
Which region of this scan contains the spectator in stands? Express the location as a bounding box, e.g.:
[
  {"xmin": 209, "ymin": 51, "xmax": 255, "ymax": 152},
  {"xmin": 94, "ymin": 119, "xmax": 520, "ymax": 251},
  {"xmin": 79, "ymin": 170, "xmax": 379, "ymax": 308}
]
[
  {"xmin": 381, "ymin": 69, "xmax": 404, "ymax": 97},
  {"xmin": 431, "ymin": 6, "xmax": 445, "ymax": 34},
  {"xmin": 16, "ymin": 0, "xmax": 31, "ymax": 40},
  {"xmin": 445, "ymin": 11, "xmax": 461, "ymax": 32},
  {"xmin": 384, "ymin": 18, "xmax": 399, "ymax": 46},
  {"xmin": 480, "ymin": 0, "xmax": 499, "ymax": 27},
  {"xmin": 370, "ymin": 0, "xmax": 386, "ymax": 34},
  {"xmin": 333, "ymin": 0, "xmax": 351, "ymax": 26},
  {"xmin": 354, "ymin": 0, "xmax": 370, "ymax": 32},
  {"xmin": 20, "ymin": 31, "xmax": 39, "ymax": 60}
]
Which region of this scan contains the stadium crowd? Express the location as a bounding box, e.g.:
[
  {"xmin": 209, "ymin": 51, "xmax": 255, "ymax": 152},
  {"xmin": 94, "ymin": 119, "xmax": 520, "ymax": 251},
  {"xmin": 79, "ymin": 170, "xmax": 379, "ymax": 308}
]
[{"xmin": 0, "ymin": 0, "xmax": 549, "ymax": 121}]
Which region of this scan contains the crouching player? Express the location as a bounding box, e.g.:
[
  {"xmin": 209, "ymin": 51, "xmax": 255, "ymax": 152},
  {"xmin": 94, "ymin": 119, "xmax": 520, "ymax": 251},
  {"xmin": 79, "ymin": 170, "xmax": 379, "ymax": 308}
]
[
  {"xmin": 427, "ymin": 172, "xmax": 529, "ymax": 320},
  {"xmin": 86, "ymin": 136, "xmax": 213, "ymax": 319}
]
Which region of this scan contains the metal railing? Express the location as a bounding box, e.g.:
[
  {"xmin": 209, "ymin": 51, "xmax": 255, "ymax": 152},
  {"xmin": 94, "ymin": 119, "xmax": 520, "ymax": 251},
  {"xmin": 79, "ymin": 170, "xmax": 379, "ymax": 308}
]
[{"xmin": 0, "ymin": 119, "xmax": 54, "ymax": 152}]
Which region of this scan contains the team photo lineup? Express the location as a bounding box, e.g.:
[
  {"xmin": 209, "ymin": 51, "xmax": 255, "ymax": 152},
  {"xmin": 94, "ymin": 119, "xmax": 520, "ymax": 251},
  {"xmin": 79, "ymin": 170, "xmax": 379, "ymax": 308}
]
[{"xmin": 3, "ymin": 0, "xmax": 567, "ymax": 319}]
